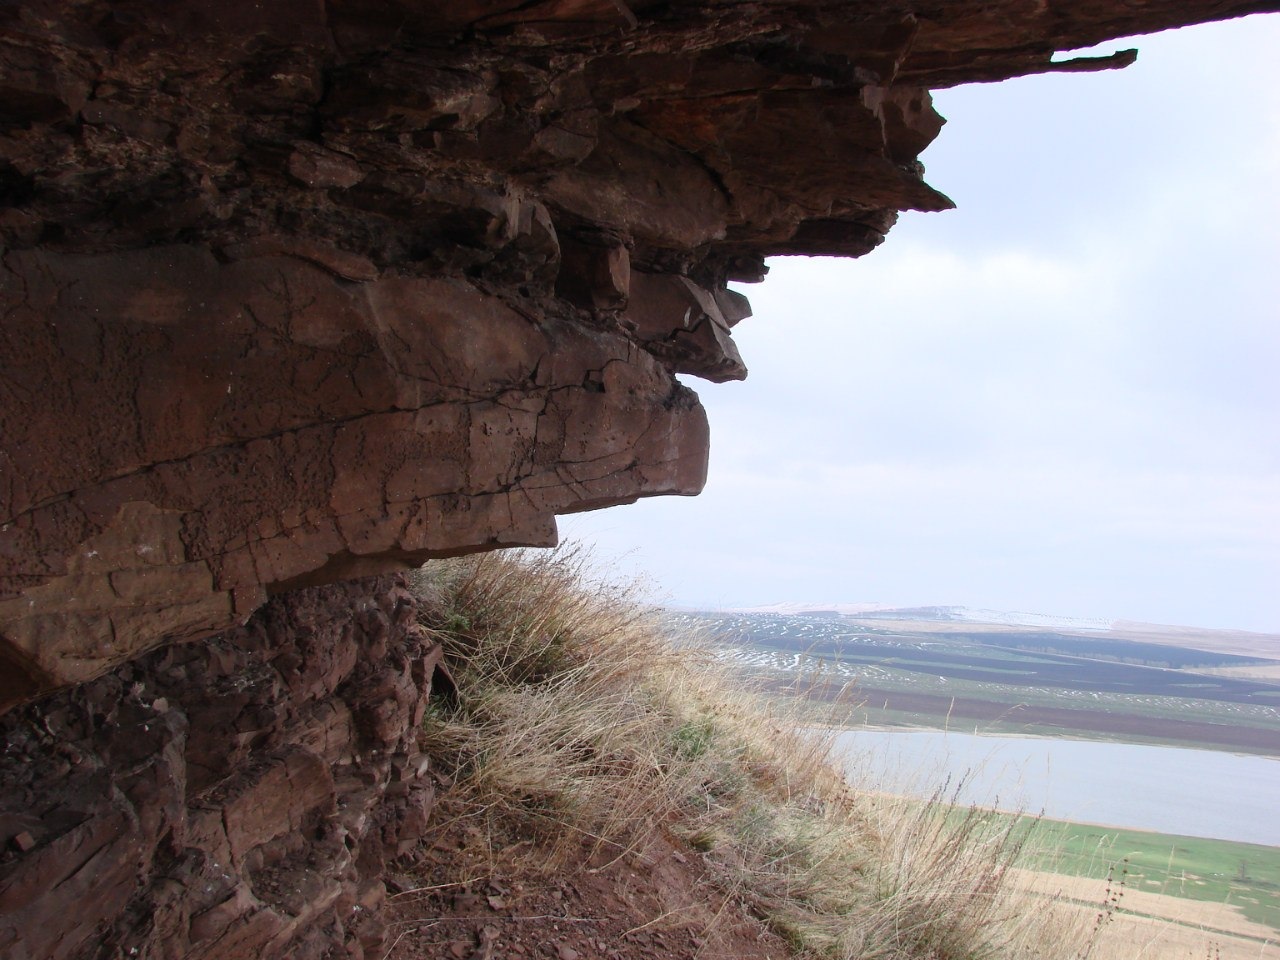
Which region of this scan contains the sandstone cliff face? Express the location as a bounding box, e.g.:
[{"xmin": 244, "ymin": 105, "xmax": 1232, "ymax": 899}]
[{"xmin": 2, "ymin": 2, "xmax": 1277, "ymax": 957}]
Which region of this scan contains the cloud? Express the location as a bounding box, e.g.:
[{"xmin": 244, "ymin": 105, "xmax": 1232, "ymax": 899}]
[{"xmin": 567, "ymin": 15, "xmax": 1280, "ymax": 632}]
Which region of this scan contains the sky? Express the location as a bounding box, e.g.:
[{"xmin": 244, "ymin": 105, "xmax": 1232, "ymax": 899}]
[{"xmin": 562, "ymin": 15, "xmax": 1280, "ymax": 633}]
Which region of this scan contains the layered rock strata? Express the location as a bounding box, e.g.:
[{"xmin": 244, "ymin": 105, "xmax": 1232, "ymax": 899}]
[
  {"xmin": 0, "ymin": 574, "xmax": 445, "ymax": 960},
  {"xmin": 5, "ymin": 0, "xmax": 1276, "ymax": 710},
  {"xmin": 1, "ymin": 245, "xmax": 707, "ymax": 711}
]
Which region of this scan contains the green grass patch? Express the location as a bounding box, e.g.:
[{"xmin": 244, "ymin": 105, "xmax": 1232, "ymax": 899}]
[{"xmin": 1020, "ymin": 818, "xmax": 1280, "ymax": 933}]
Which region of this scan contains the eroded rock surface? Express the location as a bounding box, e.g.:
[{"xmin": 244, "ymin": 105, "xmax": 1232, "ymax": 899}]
[
  {"xmin": 3, "ymin": 0, "xmax": 1275, "ymax": 707},
  {"xmin": 1, "ymin": 245, "xmax": 706, "ymax": 708},
  {"xmin": 0, "ymin": 574, "xmax": 444, "ymax": 960}
]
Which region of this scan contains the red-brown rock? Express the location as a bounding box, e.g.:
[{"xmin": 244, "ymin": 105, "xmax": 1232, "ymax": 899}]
[
  {"xmin": 0, "ymin": 575, "xmax": 442, "ymax": 960},
  {"xmin": 3, "ymin": 0, "xmax": 1274, "ymax": 709}
]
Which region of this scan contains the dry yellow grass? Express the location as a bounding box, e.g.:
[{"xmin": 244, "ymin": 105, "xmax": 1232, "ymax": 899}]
[{"xmin": 407, "ymin": 548, "xmax": 1116, "ymax": 960}]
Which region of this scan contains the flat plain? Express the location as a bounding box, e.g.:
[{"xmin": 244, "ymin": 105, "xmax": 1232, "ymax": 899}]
[
  {"xmin": 1012, "ymin": 868, "xmax": 1278, "ymax": 960},
  {"xmin": 1019, "ymin": 817, "xmax": 1280, "ymax": 933},
  {"xmin": 674, "ymin": 610, "xmax": 1280, "ymax": 755}
]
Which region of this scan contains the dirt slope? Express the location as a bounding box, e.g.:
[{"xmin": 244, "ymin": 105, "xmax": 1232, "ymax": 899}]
[{"xmin": 385, "ymin": 798, "xmax": 789, "ymax": 960}]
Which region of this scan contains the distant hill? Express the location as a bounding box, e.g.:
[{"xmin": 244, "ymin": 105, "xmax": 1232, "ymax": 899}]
[{"xmin": 721, "ymin": 603, "xmax": 1279, "ymax": 659}]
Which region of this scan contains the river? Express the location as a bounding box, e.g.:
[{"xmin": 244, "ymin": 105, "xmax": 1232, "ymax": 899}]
[{"xmin": 829, "ymin": 728, "xmax": 1280, "ymax": 847}]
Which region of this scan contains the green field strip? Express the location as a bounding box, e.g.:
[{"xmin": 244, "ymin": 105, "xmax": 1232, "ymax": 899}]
[{"xmin": 1017, "ymin": 817, "xmax": 1280, "ymax": 933}]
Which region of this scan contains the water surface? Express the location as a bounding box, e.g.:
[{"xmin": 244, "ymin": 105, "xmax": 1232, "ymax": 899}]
[{"xmin": 830, "ymin": 728, "xmax": 1280, "ymax": 846}]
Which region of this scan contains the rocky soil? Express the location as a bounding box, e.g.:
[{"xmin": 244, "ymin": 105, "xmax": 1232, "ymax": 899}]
[{"xmin": 383, "ymin": 797, "xmax": 790, "ymax": 960}]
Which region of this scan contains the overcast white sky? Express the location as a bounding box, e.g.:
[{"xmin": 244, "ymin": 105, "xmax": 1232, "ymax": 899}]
[{"xmin": 563, "ymin": 16, "xmax": 1280, "ymax": 633}]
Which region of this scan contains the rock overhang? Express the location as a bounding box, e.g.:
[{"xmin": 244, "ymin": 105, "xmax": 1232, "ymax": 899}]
[{"xmin": 2, "ymin": 0, "xmax": 1278, "ymax": 711}]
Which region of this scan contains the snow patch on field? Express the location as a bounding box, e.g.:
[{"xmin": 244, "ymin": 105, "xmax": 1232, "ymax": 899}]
[{"xmin": 725, "ymin": 602, "xmax": 1114, "ymax": 632}]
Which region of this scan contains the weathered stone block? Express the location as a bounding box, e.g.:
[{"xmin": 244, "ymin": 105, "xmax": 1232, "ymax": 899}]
[
  {"xmin": 623, "ymin": 271, "xmax": 747, "ymax": 383},
  {"xmin": 0, "ymin": 576, "xmax": 441, "ymax": 960}
]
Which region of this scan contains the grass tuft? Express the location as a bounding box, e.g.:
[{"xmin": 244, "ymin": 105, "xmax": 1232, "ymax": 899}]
[{"xmin": 407, "ymin": 547, "xmax": 1095, "ymax": 959}]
